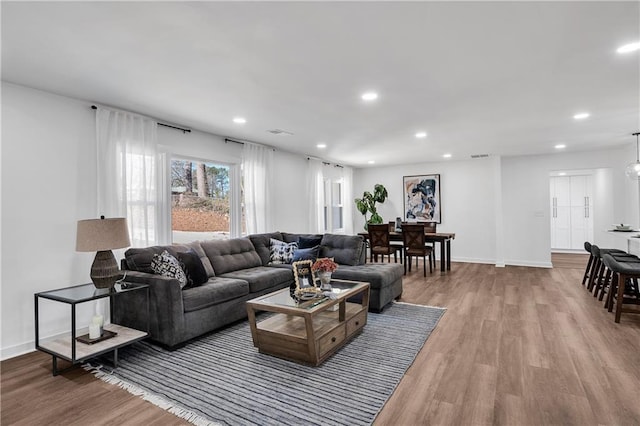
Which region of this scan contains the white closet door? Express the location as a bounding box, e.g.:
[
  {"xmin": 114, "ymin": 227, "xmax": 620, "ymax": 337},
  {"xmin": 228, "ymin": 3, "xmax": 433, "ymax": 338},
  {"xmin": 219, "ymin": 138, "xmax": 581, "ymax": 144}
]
[
  {"xmin": 569, "ymin": 175, "xmax": 592, "ymax": 249},
  {"xmin": 552, "ymin": 177, "xmax": 571, "ymax": 249},
  {"xmin": 550, "ymin": 174, "xmax": 593, "ymax": 250}
]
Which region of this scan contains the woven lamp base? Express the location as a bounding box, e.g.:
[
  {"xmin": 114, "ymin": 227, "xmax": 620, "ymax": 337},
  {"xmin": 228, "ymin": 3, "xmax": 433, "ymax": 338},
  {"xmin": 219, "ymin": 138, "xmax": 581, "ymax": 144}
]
[{"xmin": 91, "ymin": 250, "xmax": 120, "ymax": 289}]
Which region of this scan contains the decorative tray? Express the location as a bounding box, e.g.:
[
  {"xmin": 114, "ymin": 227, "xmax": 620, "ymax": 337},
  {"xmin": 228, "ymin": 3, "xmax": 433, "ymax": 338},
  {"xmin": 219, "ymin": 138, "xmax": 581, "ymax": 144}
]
[{"xmin": 76, "ymin": 329, "xmax": 118, "ymax": 345}]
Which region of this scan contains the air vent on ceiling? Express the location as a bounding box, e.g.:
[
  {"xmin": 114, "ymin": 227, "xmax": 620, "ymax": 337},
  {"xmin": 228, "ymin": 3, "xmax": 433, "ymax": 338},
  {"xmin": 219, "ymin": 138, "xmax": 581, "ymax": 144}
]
[
  {"xmin": 470, "ymin": 154, "xmax": 490, "ymax": 159},
  {"xmin": 266, "ymin": 129, "xmax": 294, "ymax": 136}
]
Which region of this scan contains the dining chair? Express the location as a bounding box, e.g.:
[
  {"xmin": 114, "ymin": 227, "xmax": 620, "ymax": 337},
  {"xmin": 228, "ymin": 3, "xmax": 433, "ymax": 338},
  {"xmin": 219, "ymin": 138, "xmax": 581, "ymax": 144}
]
[
  {"xmin": 424, "ymin": 222, "xmax": 437, "ymax": 270},
  {"xmin": 388, "ymin": 221, "xmax": 404, "ymax": 256},
  {"xmin": 402, "ymin": 223, "xmax": 433, "ymax": 277},
  {"xmin": 368, "ymin": 224, "xmax": 402, "ymax": 263}
]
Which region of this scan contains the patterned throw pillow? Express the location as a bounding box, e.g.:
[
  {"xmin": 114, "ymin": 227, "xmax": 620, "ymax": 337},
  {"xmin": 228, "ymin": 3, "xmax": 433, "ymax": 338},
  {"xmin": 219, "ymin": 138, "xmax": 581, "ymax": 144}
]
[
  {"xmin": 269, "ymin": 238, "xmax": 298, "ymax": 264},
  {"xmin": 151, "ymin": 250, "xmax": 188, "ymax": 288}
]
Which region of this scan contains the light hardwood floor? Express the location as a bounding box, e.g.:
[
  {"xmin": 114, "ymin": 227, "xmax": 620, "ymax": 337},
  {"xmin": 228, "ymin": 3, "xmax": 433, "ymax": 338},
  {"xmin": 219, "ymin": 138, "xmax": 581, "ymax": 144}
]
[{"xmin": 3, "ymin": 255, "xmax": 640, "ymax": 425}]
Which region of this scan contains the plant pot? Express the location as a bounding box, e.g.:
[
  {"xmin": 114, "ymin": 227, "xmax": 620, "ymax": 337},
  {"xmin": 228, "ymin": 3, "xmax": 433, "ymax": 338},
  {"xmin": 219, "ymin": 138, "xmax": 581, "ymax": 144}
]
[{"xmin": 318, "ymin": 271, "xmax": 332, "ymax": 290}]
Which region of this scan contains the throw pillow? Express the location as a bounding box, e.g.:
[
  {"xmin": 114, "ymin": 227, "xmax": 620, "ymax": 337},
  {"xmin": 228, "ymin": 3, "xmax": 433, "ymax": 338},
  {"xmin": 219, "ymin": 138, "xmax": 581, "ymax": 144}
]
[
  {"xmin": 297, "ymin": 235, "xmax": 323, "ymax": 249},
  {"xmin": 292, "ymin": 245, "xmax": 320, "ymax": 263},
  {"xmin": 177, "ymin": 250, "xmax": 208, "ymax": 288},
  {"xmin": 151, "ymin": 250, "xmax": 188, "ymax": 288},
  {"xmin": 269, "ymin": 238, "xmax": 298, "ymax": 264}
]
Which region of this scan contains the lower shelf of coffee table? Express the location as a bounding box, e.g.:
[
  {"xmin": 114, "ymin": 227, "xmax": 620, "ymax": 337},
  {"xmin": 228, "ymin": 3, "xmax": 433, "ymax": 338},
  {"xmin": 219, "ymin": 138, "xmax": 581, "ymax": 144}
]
[{"xmin": 254, "ymin": 302, "xmax": 367, "ymax": 365}]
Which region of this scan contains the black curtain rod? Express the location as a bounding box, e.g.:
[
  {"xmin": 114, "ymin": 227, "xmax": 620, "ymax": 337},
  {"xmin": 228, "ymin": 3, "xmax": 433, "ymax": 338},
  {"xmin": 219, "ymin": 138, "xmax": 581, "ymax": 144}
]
[
  {"xmin": 91, "ymin": 105, "xmax": 191, "ymax": 133},
  {"xmin": 225, "ymin": 138, "xmax": 276, "ymax": 151}
]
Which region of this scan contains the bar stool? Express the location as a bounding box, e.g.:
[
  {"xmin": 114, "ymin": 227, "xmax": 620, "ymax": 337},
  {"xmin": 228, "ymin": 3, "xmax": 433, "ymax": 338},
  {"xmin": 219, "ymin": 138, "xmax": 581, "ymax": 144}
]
[
  {"xmin": 601, "ymin": 254, "xmax": 640, "ymax": 323},
  {"xmin": 587, "ymin": 245, "xmax": 626, "ymax": 293},
  {"xmin": 582, "ymin": 242, "xmax": 595, "ymax": 286},
  {"xmin": 595, "ymin": 252, "xmax": 640, "ymax": 301}
]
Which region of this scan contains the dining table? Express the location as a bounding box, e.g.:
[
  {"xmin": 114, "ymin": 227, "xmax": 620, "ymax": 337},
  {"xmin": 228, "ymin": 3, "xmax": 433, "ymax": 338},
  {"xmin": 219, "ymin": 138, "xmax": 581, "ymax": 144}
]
[{"xmin": 358, "ymin": 230, "xmax": 456, "ymax": 272}]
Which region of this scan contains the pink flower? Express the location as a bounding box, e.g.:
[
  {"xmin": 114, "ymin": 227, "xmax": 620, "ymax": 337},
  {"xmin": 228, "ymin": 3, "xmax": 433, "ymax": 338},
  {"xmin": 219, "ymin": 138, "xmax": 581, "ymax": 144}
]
[{"xmin": 311, "ymin": 257, "xmax": 338, "ymax": 273}]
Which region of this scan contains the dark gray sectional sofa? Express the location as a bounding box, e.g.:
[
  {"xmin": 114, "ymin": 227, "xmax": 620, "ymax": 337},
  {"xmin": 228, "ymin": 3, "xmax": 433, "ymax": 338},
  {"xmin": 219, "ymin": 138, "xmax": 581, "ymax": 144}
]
[{"xmin": 113, "ymin": 232, "xmax": 403, "ymax": 348}]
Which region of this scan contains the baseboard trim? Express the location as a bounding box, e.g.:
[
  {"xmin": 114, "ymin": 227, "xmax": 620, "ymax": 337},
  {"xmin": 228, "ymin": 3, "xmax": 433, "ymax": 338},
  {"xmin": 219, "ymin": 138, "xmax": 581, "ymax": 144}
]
[
  {"xmin": 504, "ymin": 260, "xmax": 553, "ymax": 268},
  {"xmin": 1, "ymin": 328, "xmax": 82, "ymax": 361},
  {"xmin": 1, "ymin": 342, "xmax": 35, "ymax": 361}
]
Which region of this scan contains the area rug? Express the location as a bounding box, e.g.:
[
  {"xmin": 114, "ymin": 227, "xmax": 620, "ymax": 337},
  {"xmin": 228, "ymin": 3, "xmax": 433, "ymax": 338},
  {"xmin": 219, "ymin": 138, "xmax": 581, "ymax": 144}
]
[{"xmin": 85, "ymin": 302, "xmax": 445, "ymax": 426}]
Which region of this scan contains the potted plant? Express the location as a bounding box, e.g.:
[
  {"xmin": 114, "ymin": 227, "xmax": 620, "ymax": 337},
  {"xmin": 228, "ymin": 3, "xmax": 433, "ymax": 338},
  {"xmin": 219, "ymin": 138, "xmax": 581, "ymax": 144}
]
[
  {"xmin": 355, "ymin": 184, "xmax": 388, "ymax": 229},
  {"xmin": 311, "ymin": 257, "xmax": 338, "ymax": 290}
]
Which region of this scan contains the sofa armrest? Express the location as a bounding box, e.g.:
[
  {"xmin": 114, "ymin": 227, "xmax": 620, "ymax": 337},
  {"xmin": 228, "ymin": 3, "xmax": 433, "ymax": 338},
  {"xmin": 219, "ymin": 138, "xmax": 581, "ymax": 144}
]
[{"xmin": 114, "ymin": 270, "xmax": 186, "ymax": 347}]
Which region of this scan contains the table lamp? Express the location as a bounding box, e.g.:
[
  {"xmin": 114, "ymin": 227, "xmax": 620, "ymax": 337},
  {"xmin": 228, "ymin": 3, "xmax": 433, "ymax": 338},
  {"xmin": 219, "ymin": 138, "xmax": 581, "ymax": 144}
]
[{"xmin": 76, "ymin": 216, "xmax": 131, "ymax": 288}]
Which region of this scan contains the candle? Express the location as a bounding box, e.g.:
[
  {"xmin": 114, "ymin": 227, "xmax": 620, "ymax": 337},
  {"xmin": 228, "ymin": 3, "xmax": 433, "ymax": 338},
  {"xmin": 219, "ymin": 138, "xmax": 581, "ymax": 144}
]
[
  {"xmin": 89, "ymin": 324, "xmax": 101, "ymax": 339},
  {"xmin": 92, "ymin": 315, "xmax": 103, "ymax": 326}
]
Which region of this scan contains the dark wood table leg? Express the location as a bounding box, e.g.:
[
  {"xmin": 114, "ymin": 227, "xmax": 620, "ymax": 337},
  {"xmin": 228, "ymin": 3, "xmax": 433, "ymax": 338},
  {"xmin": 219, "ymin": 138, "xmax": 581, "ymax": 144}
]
[
  {"xmin": 446, "ymin": 239, "xmax": 451, "ymax": 270},
  {"xmin": 440, "ymin": 240, "xmax": 445, "ymax": 272}
]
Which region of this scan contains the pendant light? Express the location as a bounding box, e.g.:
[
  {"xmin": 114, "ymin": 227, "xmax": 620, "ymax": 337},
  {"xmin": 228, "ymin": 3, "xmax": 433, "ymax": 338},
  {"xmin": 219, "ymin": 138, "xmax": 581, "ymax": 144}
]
[{"xmin": 625, "ymin": 132, "xmax": 640, "ymax": 180}]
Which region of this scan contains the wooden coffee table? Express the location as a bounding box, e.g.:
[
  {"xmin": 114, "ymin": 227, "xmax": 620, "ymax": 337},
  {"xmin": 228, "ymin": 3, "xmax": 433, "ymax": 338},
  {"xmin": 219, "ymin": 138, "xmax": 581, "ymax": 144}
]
[{"xmin": 246, "ymin": 279, "xmax": 370, "ymax": 366}]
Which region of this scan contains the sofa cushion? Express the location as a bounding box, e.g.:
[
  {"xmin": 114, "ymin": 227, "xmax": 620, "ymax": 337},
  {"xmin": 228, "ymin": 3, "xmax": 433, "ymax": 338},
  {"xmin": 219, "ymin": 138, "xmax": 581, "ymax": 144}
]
[
  {"xmin": 182, "ymin": 278, "xmax": 250, "ymax": 313},
  {"xmin": 177, "ymin": 250, "xmax": 208, "ymax": 288},
  {"xmin": 270, "ymin": 238, "xmax": 298, "ymax": 264},
  {"xmin": 220, "ymin": 266, "xmax": 293, "ymax": 293},
  {"xmin": 124, "ymin": 245, "xmax": 180, "ymax": 273},
  {"xmin": 292, "ymin": 245, "xmax": 320, "ymax": 263},
  {"xmin": 331, "ymin": 263, "xmax": 403, "ymax": 290},
  {"xmin": 297, "ymin": 235, "xmax": 324, "ymax": 249},
  {"xmin": 151, "ymin": 250, "xmax": 188, "ymax": 288},
  {"xmin": 200, "ymin": 238, "xmax": 262, "ymax": 275},
  {"xmin": 320, "ymin": 234, "xmax": 365, "ymax": 266},
  {"xmin": 280, "ymin": 232, "xmax": 323, "ymax": 245},
  {"xmin": 175, "ymin": 241, "xmax": 215, "ymax": 277},
  {"xmin": 248, "ymin": 232, "xmax": 283, "ymax": 265}
]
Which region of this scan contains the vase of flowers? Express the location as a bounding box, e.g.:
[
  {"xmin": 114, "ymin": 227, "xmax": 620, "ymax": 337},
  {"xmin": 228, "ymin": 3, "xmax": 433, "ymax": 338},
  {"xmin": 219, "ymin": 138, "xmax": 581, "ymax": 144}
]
[{"xmin": 312, "ymin": 258, "xmax": 338, "ymax": 290}]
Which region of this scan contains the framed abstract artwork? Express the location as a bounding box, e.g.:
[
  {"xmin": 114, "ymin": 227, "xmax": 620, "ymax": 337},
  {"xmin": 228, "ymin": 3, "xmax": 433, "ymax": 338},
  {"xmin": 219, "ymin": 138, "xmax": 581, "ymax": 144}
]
[{"xmin": 403, "ymin": 174, "xmax": 441, "ymax": 223}]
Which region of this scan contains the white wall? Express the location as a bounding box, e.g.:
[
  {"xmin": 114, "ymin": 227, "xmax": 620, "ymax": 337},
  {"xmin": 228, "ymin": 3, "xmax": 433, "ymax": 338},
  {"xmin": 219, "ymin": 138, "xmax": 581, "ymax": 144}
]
[
  {"xmin": 501, "ymin": 149, "xmax": 631, "ymax": 266},
  {"xmin": 353, "ymin": 147, "xmax": 635, "ymax": 268},
  {"xmin": 354, "ymin": 157, "xmax": 499, "ymax": 264},
  {"xmin": 0, "ymin": 83, "xmax": 310, "ymax": 359},
  {"xmin": 1, "ymin": 82, "xmax": 98, "ymax": 359}
]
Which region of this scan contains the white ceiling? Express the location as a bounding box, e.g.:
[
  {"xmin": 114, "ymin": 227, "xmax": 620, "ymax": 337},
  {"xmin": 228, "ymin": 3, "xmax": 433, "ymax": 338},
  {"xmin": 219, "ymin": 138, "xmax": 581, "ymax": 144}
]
[{"xmin": 2, "ymin": 1, "xmax": 639, "ymax": 167}]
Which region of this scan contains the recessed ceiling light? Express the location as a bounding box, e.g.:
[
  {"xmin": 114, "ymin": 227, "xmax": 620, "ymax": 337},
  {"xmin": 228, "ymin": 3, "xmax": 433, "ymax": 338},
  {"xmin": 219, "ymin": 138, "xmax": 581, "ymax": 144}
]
[
  {"xmin": 555, "ymin": 144, "xmax": 566, "ymax": 149},
  {"xmin": 573, "ymin": 112, "xmax": 590, "ymax": 120},
  {"xmin": 368, "ymin": 160, "xmax": 375, "ymax": 164},
  {"xmin": 415, "ymin": 132, "xmax": 427, "ymax": 138},
  {"xmin": 559, "ymin": 172, "xmax": 567, "ymax": 176},
  {"xmin": 233, "ymin": 117, "xmax": 246, "ymax": 124},
  {"xmin": 317, "ymin": 144, "xmax": 327, "ymax": 149},
  {"xmin": 443, "ymin": 153, "xmax": 452, "ymax": 158},
  {"xmin": 617, "ymin": 41, "xmax": 640, "ymax": 54},
  {"xmin": 361, "ymin": 92, "xmax": 378, "ymax": 101}
]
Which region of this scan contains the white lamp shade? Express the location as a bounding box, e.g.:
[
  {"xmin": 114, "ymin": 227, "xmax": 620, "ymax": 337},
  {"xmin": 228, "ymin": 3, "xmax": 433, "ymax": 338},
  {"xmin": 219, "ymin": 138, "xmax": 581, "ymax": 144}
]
[{"xmin": 76, "ymin": 217, "xmax": 131, "ymax": 252}]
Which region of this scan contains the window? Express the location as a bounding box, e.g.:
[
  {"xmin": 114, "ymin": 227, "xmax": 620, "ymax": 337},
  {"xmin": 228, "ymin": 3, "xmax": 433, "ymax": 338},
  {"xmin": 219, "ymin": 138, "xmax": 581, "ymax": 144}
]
[
  {"xmin": 170, "ymin": 158, "xmax": 240, "ymax": 243},
  {"xmin": 323, "ymin": 178, "xmax": 344, "ymax": 233}
]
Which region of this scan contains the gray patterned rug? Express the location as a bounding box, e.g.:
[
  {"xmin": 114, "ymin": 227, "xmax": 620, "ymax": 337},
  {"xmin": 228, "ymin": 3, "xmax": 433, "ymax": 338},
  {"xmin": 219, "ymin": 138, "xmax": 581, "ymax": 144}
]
[{"xmin": 86, "ymin": 302, "xmax": 445, "ymax": 426}]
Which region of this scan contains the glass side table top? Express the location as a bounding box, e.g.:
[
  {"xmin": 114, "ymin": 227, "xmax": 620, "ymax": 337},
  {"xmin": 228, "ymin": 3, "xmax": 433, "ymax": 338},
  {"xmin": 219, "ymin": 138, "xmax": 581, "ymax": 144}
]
[
  {"xmin": 255, "ymin": 280, "xmax": 364, "ymax": 310},
  {"xmin": 36, "ymin": 282, "xmax": 147, "ymax": 303}
]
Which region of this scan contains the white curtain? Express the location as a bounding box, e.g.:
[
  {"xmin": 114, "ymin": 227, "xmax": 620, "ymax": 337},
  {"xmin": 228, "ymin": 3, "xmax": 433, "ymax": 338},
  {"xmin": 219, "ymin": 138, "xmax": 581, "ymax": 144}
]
[
  {"xmin": 306, "ymin": 158, "xmax": 325, "ymax": 233},
  {"xmin": 96, "ymin": 108, "xmax": 161, "ymax": 247},
  {"xmin": 242, "ymin": 143, "xmax": 274, "ymax": 234},
  {"xmin": 342, "ymin": 166, "xmax": 355, "ymax": 235}
]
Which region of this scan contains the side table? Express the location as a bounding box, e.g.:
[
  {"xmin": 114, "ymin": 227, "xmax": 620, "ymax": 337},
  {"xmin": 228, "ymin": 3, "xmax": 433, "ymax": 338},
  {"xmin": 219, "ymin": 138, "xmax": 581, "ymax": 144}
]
[{"xmin": 34, "ymin": 282, "xmax": 149, "ymax": 376}]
